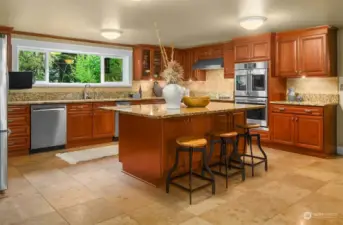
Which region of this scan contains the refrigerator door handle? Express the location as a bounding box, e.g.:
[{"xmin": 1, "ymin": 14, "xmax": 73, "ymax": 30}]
[{"xmin": 0, "ymin": 129, "xmax": 8, "ymax": 133}]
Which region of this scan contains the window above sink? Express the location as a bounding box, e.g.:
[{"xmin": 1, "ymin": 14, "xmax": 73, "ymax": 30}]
[{"xmin": 12, "ymin": 38, "xmax": 133, "ymax": 87}]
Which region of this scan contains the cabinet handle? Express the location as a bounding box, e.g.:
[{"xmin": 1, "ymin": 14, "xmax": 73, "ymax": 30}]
[
  {"xmin": 295, "ymin": 117, "xmax": 298, "ymax": 122},
  {"xmin": 279, "ymin": 108, "xmax": 285, "ymax": 111},
  {"xmin": 8, "ymin": 108, "xmax": 21, "ymax": 112},
  {"xmin": 304, "ymin": 109, "xmax": 312, "ymax": 113},
  {"xmin": 8, "ymin": 142, "xmax": 15, "ymax": 145},
  {"xmin": 292, "ymin": 117, "xmax": 294, "ymax": 121},
  {"xmin": 8, "ymin": 120, "xmax": 13, "ymax": 123}
]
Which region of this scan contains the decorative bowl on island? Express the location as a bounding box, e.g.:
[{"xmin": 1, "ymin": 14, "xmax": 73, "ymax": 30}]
[{"xmin": 182, "ymin": 96, "xmax": 210, "ymax": 108}]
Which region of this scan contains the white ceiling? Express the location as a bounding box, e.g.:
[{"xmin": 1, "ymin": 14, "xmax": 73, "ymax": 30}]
[{"xmin": 0, "ymin": 0, "xmax": 342, "ymax": 48}]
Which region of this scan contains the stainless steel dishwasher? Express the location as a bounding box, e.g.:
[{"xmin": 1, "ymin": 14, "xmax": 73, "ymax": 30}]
[{"xmin": 31, "ymin": 104, "xmax": 66, "ymax": 153}]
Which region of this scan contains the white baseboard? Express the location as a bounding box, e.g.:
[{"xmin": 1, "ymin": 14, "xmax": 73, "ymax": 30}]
[{"xmin": 337, "ymin": 146, "xmax": 343, "ymax": 155}]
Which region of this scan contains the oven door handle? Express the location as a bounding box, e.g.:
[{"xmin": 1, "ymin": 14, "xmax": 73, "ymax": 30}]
[{"xmin": 247, "ymin": 70, "xmax": 252, "ymax": 96}]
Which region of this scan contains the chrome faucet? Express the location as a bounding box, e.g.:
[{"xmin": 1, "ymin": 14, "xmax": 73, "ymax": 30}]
[{"xmin": 83, "ymin": 84, "xmax": 91, "ymax": 99}]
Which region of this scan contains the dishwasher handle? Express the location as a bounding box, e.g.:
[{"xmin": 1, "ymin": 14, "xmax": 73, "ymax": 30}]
[{"xmin": 32, "ymin": 108, "xmax": 66, "ymax": 112}]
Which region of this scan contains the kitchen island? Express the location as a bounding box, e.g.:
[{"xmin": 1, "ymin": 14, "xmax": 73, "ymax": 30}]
[{"xmin": 102, "ymin": 102, "xmax": 264, "ymax": 186}]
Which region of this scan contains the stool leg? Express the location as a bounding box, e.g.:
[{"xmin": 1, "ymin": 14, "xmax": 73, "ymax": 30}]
[
  {"xmin": 189, "ymin": 148, "xmax": 193, "ymax": 205},
  {"xmin": 228, "ymin": 138, "xmax": 232, "ymax": 170},
  {"xmin": 166, "ymin": 147, "xmax": 180, "ymax": 193},
  {"xmin": 223, "ymin": 140, "xmax": 228, "ymax": 189},
  {"xmin": 257, "ymin": 135, "xmax": 268, "ymax": 172},
  {"xmin": 249, "ymin": 135, "xmax": 255, "ymax": 177},
  {"xmin": 202, "ymin": 147, "xmax": 216, "ymax": 195},
  {"xmin": 219, "ymin": 141, "xmax": 224, "ymax": 173},
  {"xmin": 235, "ymin": 137, "xmax": 246, "ymax": 181}
]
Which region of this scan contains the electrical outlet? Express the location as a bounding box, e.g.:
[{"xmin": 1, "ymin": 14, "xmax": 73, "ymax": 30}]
[{"xmin": 340, "ymin": 84, "xmax": 343, "ymax": 91}]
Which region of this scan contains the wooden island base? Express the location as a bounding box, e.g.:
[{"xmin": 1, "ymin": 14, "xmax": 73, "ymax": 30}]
[{"xmin": 118, "ymin": 111, "xmax": 247, "ymax": 186}]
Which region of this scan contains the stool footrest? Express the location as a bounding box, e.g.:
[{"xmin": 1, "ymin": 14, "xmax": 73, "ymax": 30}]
[
  {"xmin": 170, "ymin": 172, "xmax": 214, "ymax": 183},
  {"xmin": 244, "ymin": 160, "xmax": 266, "ymax": 167},
  {"xmin": 170, "ymin": 182, "xmax": 213, "ymax": 193}
]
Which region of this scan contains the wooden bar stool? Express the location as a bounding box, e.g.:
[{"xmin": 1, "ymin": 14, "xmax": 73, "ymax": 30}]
[
  {"xmin": 237, "ymin": 123, "xmax": 268, "ymax": 176},
  {"xmin": 207, "ymin": 131, "xmax": 245, "ymax": 188},
  {"xmin": 166, "ymin": 136, "xmax": 215, "ymax": 204}
]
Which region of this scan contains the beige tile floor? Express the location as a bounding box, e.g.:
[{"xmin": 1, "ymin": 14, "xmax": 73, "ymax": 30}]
[{"xmin": 1, "ymin": 143, "xmax": 343, "ymax": 225}]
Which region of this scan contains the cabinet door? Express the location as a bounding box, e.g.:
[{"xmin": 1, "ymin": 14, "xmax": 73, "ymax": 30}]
[
  {"xmin": 271, "ymin": 113, "xmax": 294, "ymax": 145},
  {"xmin": 234, "ymin": 43, "xmax": 250, "ymax": 62},
  {"xmin": 224, "ymin": 44, "xmax": 234, "ymax": 78},
  {"xmin": 197, "ymin": 47, "xmax": 211, "ymax": 59},
  {"xmin": 276, "ymin": 37, "xmax": 298, "ymax": 77},
  {"xmin": 294, "ymin": 115, "xmax": 323, "ymax": 151},
  {"xmin": 67, "ymin": 112, "xmax": 93, "ymax": 142},
  {"xmin": 93, "ymin": 111, "xmax": 115, "ymax": 139},
  {"xmin": 298, "ymin": 34, "xmax": 327, "ymax": 76},
  {"xmin": 251, "ymin": 41, "xmax": 269, "ymax": 61},
  {"xmin": 141, "ymin": 48, "xmax": 152, "ymax": 80},
  {"xmin": 152, "ymin": 49, "xmax": 162, "ymax": 79}
]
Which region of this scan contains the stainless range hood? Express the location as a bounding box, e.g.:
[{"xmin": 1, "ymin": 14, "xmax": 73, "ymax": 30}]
[{"xmin": 192, "ymin": 58, "xmax": 224, "ymax": 70}]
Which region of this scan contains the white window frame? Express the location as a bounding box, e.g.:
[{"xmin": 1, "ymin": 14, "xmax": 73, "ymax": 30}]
[{"xmin": 12, "ymin": 38, "xmax": 133, "ymax": 87}]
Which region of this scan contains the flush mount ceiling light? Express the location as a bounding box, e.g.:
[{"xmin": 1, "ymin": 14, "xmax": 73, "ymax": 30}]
[
  {"xmin": 239, "ymin": 16, "xmax": 267, "ymax": 30},
  {"xmin": 101, "ymin": 29, "xmax": 123, "ymax": 40}
]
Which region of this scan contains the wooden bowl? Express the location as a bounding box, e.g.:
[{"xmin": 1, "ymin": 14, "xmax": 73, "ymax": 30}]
[{"xmin": 182, "ymin": 96, "xmax": 210, "ymax": 107}]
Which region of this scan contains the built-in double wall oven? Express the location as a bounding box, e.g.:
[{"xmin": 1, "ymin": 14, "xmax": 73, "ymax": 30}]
[{"xmin": 235, "ymin": 61, "xmax": 268, "ymax": 128}]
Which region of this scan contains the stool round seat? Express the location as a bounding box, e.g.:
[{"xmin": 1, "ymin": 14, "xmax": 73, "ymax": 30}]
[
  {"xmin": 236, "ymin": 123, "xmax": 260, "ymax": 129},
  {"xmin": 210, "ymin": 131, "xmax": 238, "ymax": 138},
  {"xmin": 176, "ymin": 137, "xmax": 207, "ymax": 148}
]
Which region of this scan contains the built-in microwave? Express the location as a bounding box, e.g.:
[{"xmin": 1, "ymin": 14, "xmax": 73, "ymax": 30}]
[{"xmin": 235, "ymin": 62, "xmax": 268, "ymax": 98}]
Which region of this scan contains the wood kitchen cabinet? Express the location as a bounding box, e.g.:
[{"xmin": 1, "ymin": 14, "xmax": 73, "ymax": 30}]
[
  {"xmin": 67, "ymin": 102, "xmax": 115, "ymax": 148},
  {"xmin": 8, "ymin": 105, "xmax": 30, "ymax": 157},
  {"xmin": 270, "ymin": 104, "xmax": 336, "ymax": 156},
  {"xmin": 183, "ymin": 49, "xmax": 206, "ymax": 81},
  {"xmin": 233, "ymin": 33, "xmax": 273, "ymax": 62},
  {"xmin": 275, "ymin": 26, "xmax": 337, "ymax": 77},
  {"xmin": 223, "ymin": 42, "xmax": 234, "ymax": 78}
]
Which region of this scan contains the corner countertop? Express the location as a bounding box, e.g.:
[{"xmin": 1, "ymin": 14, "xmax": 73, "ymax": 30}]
[
  {"xmin": 270, "ymin": 101, "xmax": 338, "ymax": 107},
  {"xmin": 101, "ymin": 102, "xmax": 264, "ymax": 119},
  {"xmin": 8, "ymin": 97, "xmax": 164, "ymax": 105}
]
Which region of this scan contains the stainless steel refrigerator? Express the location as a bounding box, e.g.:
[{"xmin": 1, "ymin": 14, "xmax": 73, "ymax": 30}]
[{"xmin": 0, "ymin": 34, "xmax": 8, "ymax": 192}]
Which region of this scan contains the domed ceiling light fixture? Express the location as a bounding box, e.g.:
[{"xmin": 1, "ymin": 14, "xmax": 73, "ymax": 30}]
[
  {"xmin": 101, "ymin": 29, "xmax": 123, "ymax": 40},
  {"xmin": 239, "ymin": 16, "xmax": 267, "ymax": 30}
]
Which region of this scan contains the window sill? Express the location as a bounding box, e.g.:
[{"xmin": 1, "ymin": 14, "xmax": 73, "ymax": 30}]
[{"xmin": 33, "ymin": 83, "xmax": 132, "ymax": 88}]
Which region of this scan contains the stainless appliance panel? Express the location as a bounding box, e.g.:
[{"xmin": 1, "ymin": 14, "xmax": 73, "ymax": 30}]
[
  {"xmin": 31, "ymin": 104, "xmax": 66, "ymax": 150},
  {"xmin": 235, "ymin": 97, "xmax": 268, "ymax": 127},
  {"xmin": 235, "ymin": 61, "xmax": 268, "ymax": 98},
  {"xmin": 0, "ymin": 35, "xmax": 7, "ymax": 191},
  {"xmin": 234, "ymin": 69, "xmax": 248, "ymax": 96}
]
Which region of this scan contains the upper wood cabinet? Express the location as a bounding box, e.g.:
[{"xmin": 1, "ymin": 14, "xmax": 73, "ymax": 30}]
[
  {"xmin": 233, "ymin": 33, "xmax": 274, "ymax": 62},
  {"xmin": 275, "ymin": 26, "xmax": 337, "ymax": 77},
  {"xmin": 183, "ymin": 49, "xmax": 206, "ymax": 81},
  {"xmin": 134, "ymin": 45, "xmax": 173, "ymax": 81},
  {"xmin": 196, "ymin": 44, "xmax": 223, "ymax": 59},
  {"xmin": 223, "ymin": 42, "xmax": 234, "ymax": 78}
]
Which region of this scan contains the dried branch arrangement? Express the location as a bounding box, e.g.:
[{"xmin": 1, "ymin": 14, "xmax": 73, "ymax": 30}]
[{"xmin": 154, "ymin": 22, "xmax": 184, "ymax": 84}]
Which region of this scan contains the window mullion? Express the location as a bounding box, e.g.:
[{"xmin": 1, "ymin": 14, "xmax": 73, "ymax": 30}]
[
  {"xmin": 100, "ymin": 56, "xmax": 104, "ymax": 83},
  {"xmin": 45, "ymin": 51, "xmax": 49, "ymax": 83}
]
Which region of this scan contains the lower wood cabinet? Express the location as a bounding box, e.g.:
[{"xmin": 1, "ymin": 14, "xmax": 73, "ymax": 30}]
[
  {"xmin": 67, "ymin": 111, "xmax": 93, "ymax": 142},
  {"xmin": 8, "ymin": 105, "xmax": 30, "ymax": 157},
  {"xmin": 270, "ymin": 104, "xmax": 336, "ymax": 156},
  {"xmin": 67, "ymin": 102, "xmax": 115, "ymax": 148},
  {"xmin": 93, "ymin": 110, "xmax": 115, "ymax": 138}
]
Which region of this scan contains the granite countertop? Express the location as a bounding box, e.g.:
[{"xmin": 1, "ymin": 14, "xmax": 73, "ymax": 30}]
[
  {"xmin": 101, "ymin": 102, "xmax": 264, "ymax": 119},
  {"xmin": 8, "ymin": 97, "xmax": 164, "ymax": 105},
  {"xmin": 270, "ymin": 101, "xmax": 338, "ymax": 107}
]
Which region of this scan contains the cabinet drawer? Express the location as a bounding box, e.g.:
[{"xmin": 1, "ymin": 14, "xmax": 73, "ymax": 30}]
[
  {"xmin": 8, "ymin": 105, "xmax": 29, "ymax": 115},
  {"xmin": 93, "ymin": 102, "xmax": 115, "ymax": 110},
  {"xmin": 8, "ymin": 126, "xmax": 30, "ymax": 137},
  {"xmin": 271, "ymin": 105, "xmax": 323, "ymax": 116},
  {"xmin": 8, "ymin": 115, "xmax": 30, "ymax": 126},
  {"xmin": 8, "ymin": 137, "xmax": 30, "ymax": 152},
  {"xmin": 67, "ymin": 103, "xmax": 93, "ymax": 112}
]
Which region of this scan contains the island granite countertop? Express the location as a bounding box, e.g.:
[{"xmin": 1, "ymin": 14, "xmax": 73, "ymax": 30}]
[{"xmin": 101, "ymin": 102, "xmax": 264, "ymax": 119}]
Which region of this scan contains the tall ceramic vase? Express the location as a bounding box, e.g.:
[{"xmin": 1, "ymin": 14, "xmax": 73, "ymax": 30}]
[{"xmin": 163, "ymin": 84, "xmax": 184, "ymax": 109}]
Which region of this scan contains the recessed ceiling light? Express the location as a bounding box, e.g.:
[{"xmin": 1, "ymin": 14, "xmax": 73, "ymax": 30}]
[
  {"xmin": 239, "ymin": 16, "xmax": 267, "ymax": 30},
  {"xmin": 101, "ymin": 29, "xmax": 122, "ymax": 40}
]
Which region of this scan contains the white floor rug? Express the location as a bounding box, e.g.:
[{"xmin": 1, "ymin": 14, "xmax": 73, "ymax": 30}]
[{"xmin": 56, "ymin": 145, "xmax": 118, "ymax": 164}]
